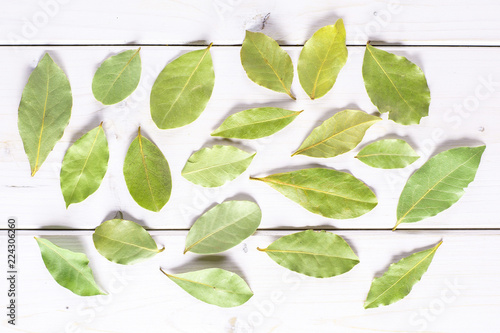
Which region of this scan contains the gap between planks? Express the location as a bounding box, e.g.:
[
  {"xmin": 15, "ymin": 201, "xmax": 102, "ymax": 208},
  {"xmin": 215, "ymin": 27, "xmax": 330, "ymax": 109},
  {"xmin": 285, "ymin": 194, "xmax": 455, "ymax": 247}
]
[
  {"xmin": 1, "ymin": 43, "xmax": 500, "ymax": 48},
  {"xmin": 4, "ymin": 228, "xmax": 500, "ymax": 234}
]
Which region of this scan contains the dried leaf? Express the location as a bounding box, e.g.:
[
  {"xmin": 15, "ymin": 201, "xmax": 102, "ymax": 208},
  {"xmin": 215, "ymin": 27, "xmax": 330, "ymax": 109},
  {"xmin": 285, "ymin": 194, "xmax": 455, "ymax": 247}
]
[
  {"xmin": 251, "ymin": 168, "xmax": 377, "ymax": 219},
  {"xmin": 258, "ymin": 230, "xmax": 359, "ymax": 278},
  {"xmin": 60, "ymin": 123, "xmax": 109, "ymax": 208},
  {"xmin": 160, "ymin": 268, "xmax": 253, "ymax": 307},
  {"xmin": 363, "ymin": 44, "xmax": 430, "ymax": 125},
  {"xmin": 124, "ymin": 128, "xmax": 172, "ymax": 212},
  {"xmin": 241, "ymin": 31, "xmax": 295, "ymax": 99},
  {"xmin": 18, "ymin": 53, "xmax": 72, "ymax": 176},
  {"xmin": 182, "ymin": 145, "xmax": 255, "ymax": 187},
  {"xmin": 151, "ymin": 45, "xmax": 214, "ymax": 129},
  {"xmin": 292, "ymin": 110, "xmax": 381, "ymax": 158},
  {"xmin": 211, "ymin": 108, "xmax": 302, "ymax": 139},
  {"xmin": 92, "ymin": 48, "xmax": 142, "ymax": 105},
  {"xmin": 185, "ymin": 201, "xmax": 261, "ymax": 254}
]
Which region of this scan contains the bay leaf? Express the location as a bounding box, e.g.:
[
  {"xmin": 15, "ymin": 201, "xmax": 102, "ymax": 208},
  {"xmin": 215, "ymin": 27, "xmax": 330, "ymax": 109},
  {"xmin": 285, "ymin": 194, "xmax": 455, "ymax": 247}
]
[
  {"xmin": 363, "ymin": 44, "xmax": 430, "ymax": 125},
  {"xmin": 258, "ymin": 230, "xmax": 359, "ymax": 278},
  {"xmin": 394, "ymin": 146, "xmax": 485, "ymax": 230},
  {"xmin": 211, "ymin": 107, "xmax": 302, "ymax": 139},
  {"xmin": 18, "ymin": 53, "xmax": 72, "ymax": 176},
  {"xmin": 364, "ymin": 241, "xmax": 442, "ymax": 309},
  {"xmin": 292, "ymin": 110, "xmax": 381, "ymax": 158},
  {"xmin": 251, "ymin": 168, "xmax": 377, "ymax": 219},
  {"xmin": 356, "ymin": 139, "xmax": 419, "ymax": 169},
  {"xmin": 123, "ymin": 127, "xmax": 172, "ymax": 212},
  {"xmin": 60, "ymin": 123, "xmax": 109, "ymax": 208},
  {"xmin": 184, "ymin": 200, "xmax": 261, "ymax": 254},
  {"xmin": 93, "ymin": 218, "xmax": 164, "ymax": 265},
  {"xmin": 160, "ymin": 268, "xmax": 253, "ymax": 307},
  {"xmin": 182, "ymin": 145, "xmax": 255, "ymax": 187},
  {"xmin": 35, "ymin": 237, "xmax": 104, "ymax": 296},
  {"xmin": 240, "ymin": 31, "xmax": 295, "ymax": 99},
  {"xmin": 151, "ymin": 45, "xmax": 214, "ymax": 129},
  {"xmin": 298, "ymin": 19, "xmax": 347, "ymax": 99},
  {"xmin": 92, "ymin": 48, "xmax": 142, "ymax": 105}
]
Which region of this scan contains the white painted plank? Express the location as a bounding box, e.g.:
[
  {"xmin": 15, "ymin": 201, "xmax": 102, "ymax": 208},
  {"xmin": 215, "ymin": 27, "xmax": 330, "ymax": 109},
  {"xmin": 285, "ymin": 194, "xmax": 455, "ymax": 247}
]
[
  {"xmin": 1, "ymin": 0, "xmax": 500, "ymax": 46},
  {"xmin": 1, "ymin": 230, "xmax": 499, "ymax": 332},
  {"xmin": 1, "ymin": 46, "xmax": 499, "ymax": 230}
]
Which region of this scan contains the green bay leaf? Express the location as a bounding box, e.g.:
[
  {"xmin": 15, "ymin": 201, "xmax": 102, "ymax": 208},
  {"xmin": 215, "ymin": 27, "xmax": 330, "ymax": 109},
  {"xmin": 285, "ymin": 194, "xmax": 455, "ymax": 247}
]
[
  {"xmin": 60, "ymin": 123, "xmax": 109, "ymax": 208},
  {"xmin": 292, "ymin": 110, "xmax": 381, "ymax": 158},
  {"xmin": 240, "ymin": 31, "xmax": 295, "ymax": 99},
  {"xmin": 124, "ymin": 128, "xmax": 172, "ymax": 212},
  {"xmin": 298, "ymin": 19, "xmax": 347, "ymax": 99},
  {"xmin": 364, "ymin": 241, "xmax": 442, "ymax": 309},
  {"xmin": 394, "ymin": 146, "xmax": 485, "ymax": 230},
  {"xmin": 160, "ymin": 268, "xmax": 253, "ymax": 307},
  {"xmin": 92, "ymin": 48, "xmax": 142, "ymax": 105},
  {"xmin": 18, "ymin": 53, "xmax": 72, "ymax": 176},
  {"xmin": 356, "ymin": 139, "xmax": 419, "ymax": 169},
  {"xmin": 258, "ymin": 230, "xmax": 359, "ymax": 278},
  {"xmin": 182, "ymin": 145, "xmax": 255, "ymax": 187},
  {"xmin": 211, "ymin": 108, "xmax": 302, "ymax": 139},
  {"xmin": 93, "ymin": 218, "xmax": 164, "ymax": 265},
  {"xmin": 35, "ymin": 237, "xmax": 104, "ymax": 296},
  {"xmin": 185, "ymin": 200, "xmax": 261, "ymax": 254},
  {"xmin": 151, "ymin": 45, "xmax": 214, "ymax": 129},
  {"xmin": 251, "ymin": 168, "xmax": 377, "ymax": 219},
  {"xmin": 363, "ymin": 44, "xmax": 430, "ymax": 125}
]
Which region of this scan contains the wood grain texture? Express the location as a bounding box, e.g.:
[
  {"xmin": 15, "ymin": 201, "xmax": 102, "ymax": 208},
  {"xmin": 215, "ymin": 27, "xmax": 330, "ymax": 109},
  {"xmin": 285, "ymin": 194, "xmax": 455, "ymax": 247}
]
[
  {"xmin": 0, "ymin": 46, "xmax": 498, "ymax": 229},
  {"xmin": 1, "ymin": 0, "xmax": 500, "ymax": 45},
  {"xmin": 1, "ymin": 231, "xmax": 499, "ymax": 332}
]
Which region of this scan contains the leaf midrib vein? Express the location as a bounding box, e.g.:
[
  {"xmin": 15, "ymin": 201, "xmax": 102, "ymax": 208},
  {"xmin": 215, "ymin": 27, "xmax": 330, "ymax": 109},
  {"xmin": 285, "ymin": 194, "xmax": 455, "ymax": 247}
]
[
  {"xmin": 95, "ymin": 233, "xmax": 157, "ymax": 253},
  {"xmin": 66, "ymin": 126, "xmax": 103, "ymax": 205},
  {"xmin": 138, "ymin": 132, "xmax": 159, "ymax": 211},
  {"xmin": 256, "ymin": 177, "xmax": 373, "ymax": 204}
]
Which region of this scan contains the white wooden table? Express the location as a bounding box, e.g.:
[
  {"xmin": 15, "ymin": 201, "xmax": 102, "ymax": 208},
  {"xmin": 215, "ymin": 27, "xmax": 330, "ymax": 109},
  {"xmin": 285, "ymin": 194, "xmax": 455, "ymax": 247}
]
[{"xmin": 1, "ymin": 1, "xmax": 499, "ymax": 332}]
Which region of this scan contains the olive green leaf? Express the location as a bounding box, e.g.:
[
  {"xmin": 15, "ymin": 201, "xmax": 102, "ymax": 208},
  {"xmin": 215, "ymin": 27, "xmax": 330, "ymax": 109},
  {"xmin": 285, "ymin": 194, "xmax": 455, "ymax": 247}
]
[
  {"xmin": 160, "ymin": 268, "xmax": 253, "ymax": 307},
  {"xmin": 185, "ymin": 201, "xmax": 261, "ymax": 254},
  {"xmin": 394, "ymin": 146, "xmax": 485, "ymax": 230},
  {"xmin": 356, "ymin": 139, "xmax": 419, "ymax": 169},
  {"xmin": 93, "ymin": 218, "xmax": 164, "ymax": 265},
  {"xmin": 211, "ymin": 108, "xmax": 302, "ymax": 139},
  {"xmin": 151, "ymin": 44, "xmax": 214, "ymax": 129},
  {"xmin": 35, "ymin": 237, "xmax": 104, "ymax": 296},
  {"xmin": 92, "ymin": 48, "xmax": 142, "ymax": 105},
  {"xmin": 18, "ymin": 53, "xmax": 72, "ymax": 176},
  {"xmin": 298, "ymin": 19, "xmax": 347, "ymax": 99},
  {"xmin": 292, "ymin": 110, "xmax": 381, "ymax": 158},
  {"xmin": 363, "ymin": 44, "xmax": 430, "ymax": 125},
  {"xmin": 240, "ymin": 31, "xmax": 295, "ymax": 99},
  {"xmin": 182, "ymin": 145, "xmax": 255, "ymax": 187},
  {"xmin": 258, "ymin": 230, "xmax": 359, "ymax": 278},
  {"xmin": 251, "ymin": 168, "xmax": 377, "ymax": 219},
  {"xmin": 364, "ymin": 241, "xmax": 442, "ymax": 309},
  {"xmin": 60, "ymin": 123, "xmax": 109, "ymax": 208},
  {"xmin": 124, "ymin": 128, "xmax": 172, "ymax": 212}
]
